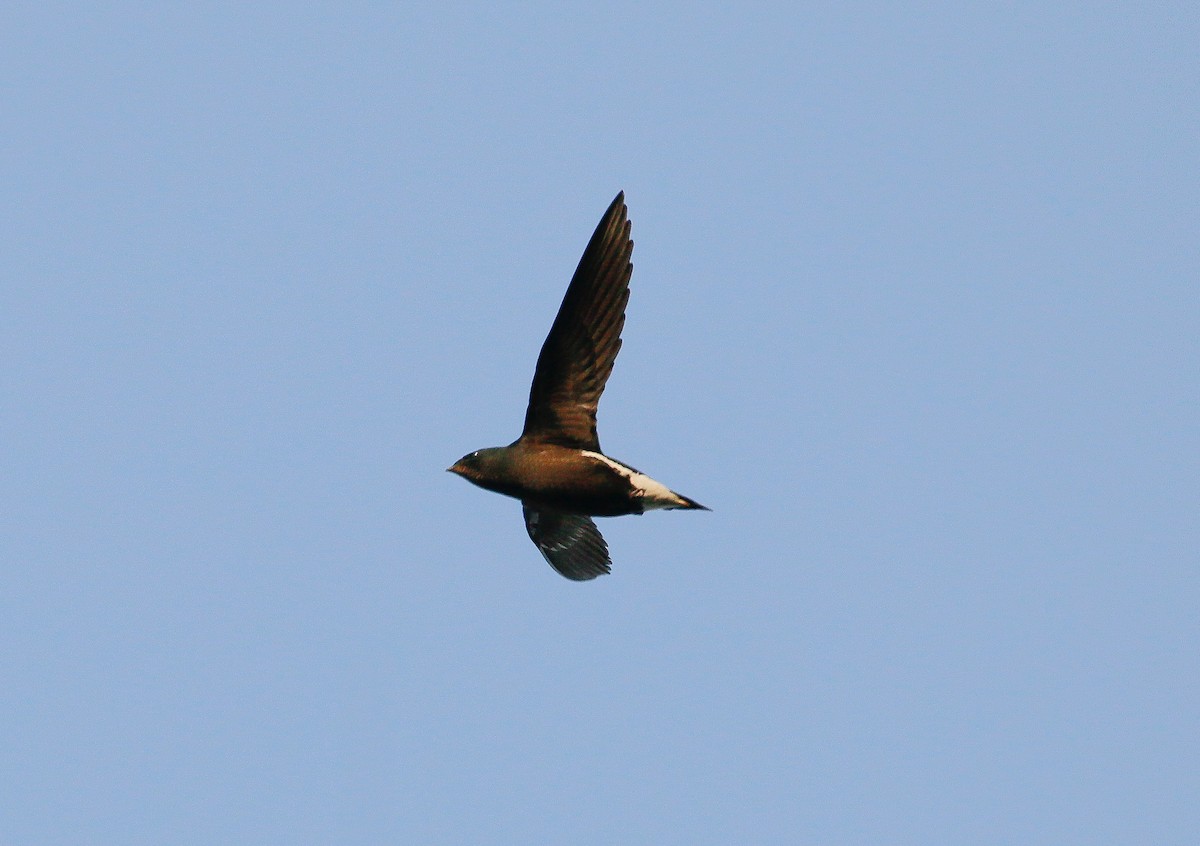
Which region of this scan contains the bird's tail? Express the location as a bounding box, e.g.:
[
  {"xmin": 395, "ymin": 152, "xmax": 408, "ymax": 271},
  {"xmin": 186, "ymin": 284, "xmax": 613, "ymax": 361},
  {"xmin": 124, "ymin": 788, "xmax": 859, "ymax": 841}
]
[{"xmin": 669, "ymin": 491, "xmax": 711, "ymax": 511}]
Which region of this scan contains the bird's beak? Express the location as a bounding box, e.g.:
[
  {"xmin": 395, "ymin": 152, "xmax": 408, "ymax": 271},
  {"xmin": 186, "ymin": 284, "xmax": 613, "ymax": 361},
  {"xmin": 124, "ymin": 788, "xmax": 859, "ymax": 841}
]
[{"xmin": 447, "ymin": 461, "xmax": 464, "ymax": 476}]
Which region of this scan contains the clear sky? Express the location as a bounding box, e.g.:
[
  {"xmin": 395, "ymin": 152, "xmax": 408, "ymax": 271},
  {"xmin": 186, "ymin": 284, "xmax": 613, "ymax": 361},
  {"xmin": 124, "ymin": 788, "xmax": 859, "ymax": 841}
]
[{"xmin": 3, "ymin": 3, "xmax": 1196, "ymax": 843}]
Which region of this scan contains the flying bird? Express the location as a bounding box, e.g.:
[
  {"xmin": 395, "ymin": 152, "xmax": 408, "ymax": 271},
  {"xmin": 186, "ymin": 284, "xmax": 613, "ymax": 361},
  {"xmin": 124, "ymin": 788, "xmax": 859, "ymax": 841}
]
[{"xmin": 448, "ymin": 192, "xmax": 708, "ymax": 581}]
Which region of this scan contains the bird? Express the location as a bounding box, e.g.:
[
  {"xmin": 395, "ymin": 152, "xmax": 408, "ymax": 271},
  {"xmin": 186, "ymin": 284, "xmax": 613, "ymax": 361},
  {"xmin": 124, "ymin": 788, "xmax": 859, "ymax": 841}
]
[{"xmin": 448, "ymin": 191, "xmax": 708, "ymax": 581}]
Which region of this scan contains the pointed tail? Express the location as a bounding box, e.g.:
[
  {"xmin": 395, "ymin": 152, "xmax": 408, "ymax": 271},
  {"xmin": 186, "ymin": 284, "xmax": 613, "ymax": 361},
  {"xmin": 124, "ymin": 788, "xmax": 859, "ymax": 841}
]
[{"xmin": 671, "ymin": 491, "xmax": 711, "ymax": 511}]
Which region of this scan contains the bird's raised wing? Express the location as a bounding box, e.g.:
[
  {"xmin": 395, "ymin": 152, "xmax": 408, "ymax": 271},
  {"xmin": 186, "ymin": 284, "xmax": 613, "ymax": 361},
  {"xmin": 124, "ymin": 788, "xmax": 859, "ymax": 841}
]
[
  {"xmin": 522, "ymin": 504, "xmax": 612, "ymax": 581},
  {"xmin": 520, "ymin": 192, "xmax": 632, "ymax": 451}
]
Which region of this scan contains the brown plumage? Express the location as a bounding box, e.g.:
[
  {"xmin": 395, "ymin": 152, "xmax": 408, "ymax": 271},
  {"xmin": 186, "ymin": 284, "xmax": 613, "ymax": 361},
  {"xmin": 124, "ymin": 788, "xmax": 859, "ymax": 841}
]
[
  {"xmin": 449, "ymin": 192, "xmax": 707, "ymax": 581},
  {"xmin": 522, "ymin": 191, "xmax": 632, "ymax": 452}
]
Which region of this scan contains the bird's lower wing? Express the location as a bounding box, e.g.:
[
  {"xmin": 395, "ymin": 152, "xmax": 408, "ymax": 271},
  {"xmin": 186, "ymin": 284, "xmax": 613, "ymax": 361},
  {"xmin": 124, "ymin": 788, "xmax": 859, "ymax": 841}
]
[{"xmin": 522, "ymin": 504, "xmax": 612, "ymax": 581}]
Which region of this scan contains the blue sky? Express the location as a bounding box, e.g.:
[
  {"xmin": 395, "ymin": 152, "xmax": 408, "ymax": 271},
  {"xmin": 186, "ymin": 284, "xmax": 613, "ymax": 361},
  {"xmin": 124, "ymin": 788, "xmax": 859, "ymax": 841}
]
[{"xmin": 3, "ymin": 3, "xmax": 1197, "ymax": 843}]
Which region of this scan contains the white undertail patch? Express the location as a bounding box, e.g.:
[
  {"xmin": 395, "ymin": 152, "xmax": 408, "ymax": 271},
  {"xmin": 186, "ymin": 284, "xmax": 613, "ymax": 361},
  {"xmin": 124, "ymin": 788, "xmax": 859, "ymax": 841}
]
[{"xmin": 582, "ymin": 450, "xmax": 690, "ymax": 510}]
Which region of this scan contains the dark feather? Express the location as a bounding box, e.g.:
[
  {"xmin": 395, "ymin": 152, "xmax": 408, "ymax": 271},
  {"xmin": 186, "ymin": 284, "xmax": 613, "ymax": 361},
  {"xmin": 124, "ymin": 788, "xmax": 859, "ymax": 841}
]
[
  {"xmin": 520, "ymin": 192, "xmax": 632, "ymax": 451},
  {"xmin": 522, "ymin": 504, "xmax": 612, "ymax": 581}
]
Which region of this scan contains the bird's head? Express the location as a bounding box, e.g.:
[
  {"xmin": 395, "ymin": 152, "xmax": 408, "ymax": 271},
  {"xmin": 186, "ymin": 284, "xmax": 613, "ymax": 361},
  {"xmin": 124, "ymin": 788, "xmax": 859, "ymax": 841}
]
[{"xmin": 447, "ymin": 447, "xmax": 506, "ymax": 483}]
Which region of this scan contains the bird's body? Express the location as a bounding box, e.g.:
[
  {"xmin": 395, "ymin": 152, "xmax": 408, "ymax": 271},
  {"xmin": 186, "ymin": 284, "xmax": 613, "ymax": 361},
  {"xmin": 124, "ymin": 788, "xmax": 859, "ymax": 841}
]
[
  {"xmin": 452, "ymin": 443, "xmax": 704, "ymax": 518},
  {"xmin": 449, "ymin": 192, "xmax": 707, "ymax": 580}
]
